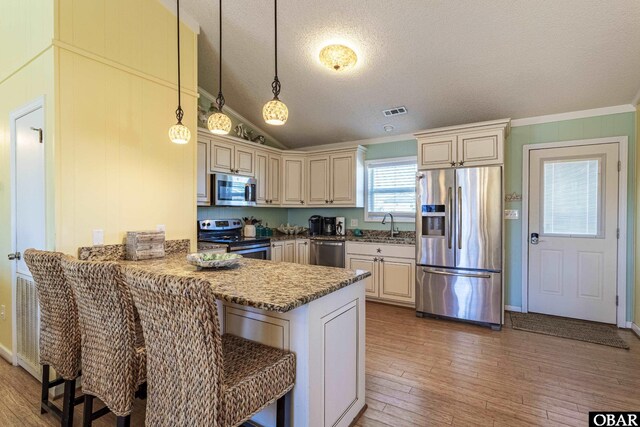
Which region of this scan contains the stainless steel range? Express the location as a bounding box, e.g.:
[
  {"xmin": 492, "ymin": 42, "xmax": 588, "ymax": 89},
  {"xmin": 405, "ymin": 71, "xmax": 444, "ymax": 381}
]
[{"xmin": 198, "ymin": 218, "xmax": 271, "ymax": 260}]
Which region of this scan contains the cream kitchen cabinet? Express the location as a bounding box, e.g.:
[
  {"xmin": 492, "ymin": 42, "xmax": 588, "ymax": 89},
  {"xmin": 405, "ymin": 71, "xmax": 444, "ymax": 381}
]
[
  {"xmin": 345, "ymin": 242, "xmax": 415, "ymax": 306},
  {"xmin": 415, "ymin": 119, "xmax": 510, "ymax": 169},
  {"xmin": 197, "ymin": 139, "xmax": 211, "ymax": 206},
  {"xmin": 209, "ymin": 137, "xmax": 255, "ymax": 176},
  {"xmin": 296, "ymin": 239, "xmax": 310, "ymax": 264},
  {"xmin": 283, "ymin": 240, "xmax": 296, "ymax": 263},
  {"xmin": 255, "ymin": 150, "xmax": 282, "ymax": 205},
  {"xmin": 281, "ymin": 155, "xmax": 307, "ymax": 206},
  {"xmin": 270, "ymin": 241, "xmax": 284, "ymax": 262},
  {"xmin": 307, "ymin": 148, "xmax": 365, "ymax": 207}
]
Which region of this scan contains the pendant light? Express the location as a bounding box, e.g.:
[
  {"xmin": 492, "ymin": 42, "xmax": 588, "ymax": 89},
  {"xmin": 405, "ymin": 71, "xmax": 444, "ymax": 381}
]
[
  {"xmin": 168, "ymin": 0, "xmax": 191, "ymax": 144},
  {"xmin": 208, "ymin": 0, "xmax": 232, "ymax": 135},
  {"xmin": 262, "ymin": 0, "xmax": 288, "ymax": 126}
]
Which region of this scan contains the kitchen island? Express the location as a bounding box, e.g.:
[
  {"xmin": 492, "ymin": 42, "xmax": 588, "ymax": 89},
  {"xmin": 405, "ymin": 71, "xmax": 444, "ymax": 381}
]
[{"xmin": 123, "ymin": 257, "xmax": 370, "ymax": 427}]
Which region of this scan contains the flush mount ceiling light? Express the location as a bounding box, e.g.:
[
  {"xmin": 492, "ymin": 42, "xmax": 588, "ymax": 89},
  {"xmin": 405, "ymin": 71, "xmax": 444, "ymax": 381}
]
[
  {"xmin": 319, "ymin": 44, "xmax": 357, "ymax": 72},
  {"xmin": 207, "ymin": 0, "xmax": 232, "ymax": 135},
  {"xmin": 168, "ymin": 0, "xmax": 191, "ymax": 144},
  {"xmin": 383, "ymin": 124, "xmax": 395, "ymax": 132},
  {"xmin": 263, "ymin": 0, "xmax": 288, "ymax": 126}
]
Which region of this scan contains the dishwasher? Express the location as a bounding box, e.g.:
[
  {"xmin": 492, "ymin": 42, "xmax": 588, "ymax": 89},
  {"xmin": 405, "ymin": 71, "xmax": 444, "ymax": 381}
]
[{"xmin": 310, "ymin": 240, "xmax": 345, "ymax": 268}]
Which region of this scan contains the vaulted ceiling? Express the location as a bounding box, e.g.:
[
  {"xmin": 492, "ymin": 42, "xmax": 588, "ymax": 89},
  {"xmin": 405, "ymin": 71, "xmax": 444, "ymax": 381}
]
[{"xmin": 180, "ymin": 0, "xmax": 640, "ymax": 148}]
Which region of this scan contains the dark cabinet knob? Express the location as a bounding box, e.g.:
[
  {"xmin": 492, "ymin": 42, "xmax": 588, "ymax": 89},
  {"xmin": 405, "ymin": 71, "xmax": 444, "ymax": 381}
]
[
  {"xmin": 325, "ymin": 200, "xmax": 328, "ymax": 203},
  {"xmin": 450, "ymin": 162, "xmax": 456, "ymax": 167},
  {"xmin": 458, "ymin": 161, "xmax": 464, "ymax": 166}
]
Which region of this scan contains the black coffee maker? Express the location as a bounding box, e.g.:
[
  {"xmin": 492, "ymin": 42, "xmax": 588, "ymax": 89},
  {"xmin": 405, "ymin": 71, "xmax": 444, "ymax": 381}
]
[
  {"xmin": 308, "ymin": 215, "xmax": 323, "ymax": 236},
  {"xmin": 323, "ymin": 217, "xmax": 337, "ymax": 235}
]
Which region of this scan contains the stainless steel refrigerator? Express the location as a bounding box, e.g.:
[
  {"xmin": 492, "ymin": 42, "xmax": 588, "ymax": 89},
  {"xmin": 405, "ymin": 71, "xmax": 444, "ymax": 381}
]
[{"xmin": 415, "ymin": 166, "xmax": 503, "ymax": 329}]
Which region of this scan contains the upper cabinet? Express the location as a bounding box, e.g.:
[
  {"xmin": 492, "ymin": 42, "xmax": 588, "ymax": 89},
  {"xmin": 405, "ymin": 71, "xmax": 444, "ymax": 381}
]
[
  {"xmin": 196, "ymin": 130, "xmax": 367, "ymax": 209},
  {"xmin": 306, "ymin": 148, "xmax": 365, "ymax": 207},
  {"xmin": 255, "ymin": 149, "xmax": 282, "ymax": 206},
  {"xmin": 415, "ymin": 119, "xmax": 510, "ymax": 170},
  {"xmin": 197, "ymin": 139, "xmax": 211, "ymax": 206},
  {"xmin": 209, "ymin": 137, "xmax": 255, "ymax": 176},
  {"xmin": 281, "ymin": 155, "xmax": 307, "ymax": 206}
]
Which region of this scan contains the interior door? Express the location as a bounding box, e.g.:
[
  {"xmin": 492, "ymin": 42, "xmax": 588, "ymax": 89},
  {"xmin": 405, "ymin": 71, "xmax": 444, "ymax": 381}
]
[
  {"xmin": 455, "ymin": 166, "xmax": 502, "ymax": 271},
  {"xmin": 528, "ymin": 143, "xmax": 618, "ymax": 323},
  {"xmin": 15, "ymin": 107, "xmax": 46, "ymax": 276}
]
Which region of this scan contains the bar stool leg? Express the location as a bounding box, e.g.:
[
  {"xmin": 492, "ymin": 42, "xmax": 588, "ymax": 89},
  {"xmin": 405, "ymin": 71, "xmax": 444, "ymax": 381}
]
[
  {"xmin": 82, "ymin": 395, "xmax": 94, "ymax": 427},
  {"xmin": 116, "ymin": 415, "xmax": 130, "ymax": 427},
  {"xmin": 61, "ymin": 378, "xmax": 76, "ymax": 427},
  {"xmin": 40, "ymin": 365, "xmax": 50, "ymax": 414},
  {"xmin": 276, "ymin": 391, "xmax": 291, "ymax": 427}
]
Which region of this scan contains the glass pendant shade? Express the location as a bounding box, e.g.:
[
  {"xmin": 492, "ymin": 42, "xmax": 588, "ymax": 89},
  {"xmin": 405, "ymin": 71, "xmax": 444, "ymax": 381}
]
[
  {"xmin": 208, "ymin": 111, "xmax": 232, "ymax": 134},
  {"xmin": 319, "ymin": 44, "xmax": 357, "ymax": 71},
  {"xmin": 262, "ymin": 98, "xmax": 288, "ymax": 125},
  {"xmin": 168, "ymin": 123, "xmax": 191, "ymax": 144}
]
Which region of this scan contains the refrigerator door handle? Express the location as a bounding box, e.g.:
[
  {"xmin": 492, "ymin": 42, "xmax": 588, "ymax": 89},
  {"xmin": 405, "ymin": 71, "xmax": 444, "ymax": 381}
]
[
  {"xmin": 457, "ymin": 186, "xmax": 462, "ymax": 250},
  {"xmin": 422, "ymin": 268, "xmax": 491, "ymax": 279},
  {"xmin": 447, "ymin": 187, "xmax": 453, "ymax": 249}
]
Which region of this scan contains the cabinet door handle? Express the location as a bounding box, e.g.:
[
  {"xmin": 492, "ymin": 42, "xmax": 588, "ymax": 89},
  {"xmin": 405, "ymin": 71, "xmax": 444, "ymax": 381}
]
[
  {"xmin": 450, "ymin": 161, "xmax": 456, "ymax": 167},
  {"xmin": 373, "ymin": 257, "xmax": 378, "ymax": 262},
  {"xmin": 379, "ymin": 258, "xmax": 384, "ymax": 262},
  {"xmin": 458, "ymin": 161, "xmax": 464, "ymax": 167},
  {"xmin": 325, "ymin": 200, "xmax": 329, "ymax": 204},
  {"xmin": 330, "ymin": 200, "xmax": 334, "ymax": 204}
]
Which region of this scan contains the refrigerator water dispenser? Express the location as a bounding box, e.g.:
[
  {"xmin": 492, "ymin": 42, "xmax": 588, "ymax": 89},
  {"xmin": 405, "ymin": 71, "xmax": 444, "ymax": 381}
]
[{"xmin": 421, "ymin": 204, "xmax": 446, "ymax": 237}]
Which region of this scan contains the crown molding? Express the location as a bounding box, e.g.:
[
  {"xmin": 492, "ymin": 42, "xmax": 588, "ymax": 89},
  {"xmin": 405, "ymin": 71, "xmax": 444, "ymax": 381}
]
[
  {"xmin": 511, "ymin": 104, "xmax": 636, "ymax": 127},
  {"xmin": 198, "ymin": 87, "xmax": 288, "ymax": 150},
  {"xmin": 157, "ymin": 0, "xmax": 200, "ymax": 34},
  {"xmin": 294, "ymin": 133, "xmax": 416, "ymax": 152}
]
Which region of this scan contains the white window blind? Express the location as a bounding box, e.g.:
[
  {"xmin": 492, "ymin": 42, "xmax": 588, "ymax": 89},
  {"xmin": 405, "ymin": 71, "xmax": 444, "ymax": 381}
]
[
  {"xmin": 542, "ymin": 158, "xmax": 601, "ymax": 236},
  {"xmin": 365, "ymin": 158, "xmax": 417, "ymax": 221}
]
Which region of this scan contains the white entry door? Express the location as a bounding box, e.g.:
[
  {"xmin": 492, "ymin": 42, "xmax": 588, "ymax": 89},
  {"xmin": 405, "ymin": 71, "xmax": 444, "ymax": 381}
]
[{"xmin": 528, "ymin": 143, "xmax": 619, "ymax": 324}]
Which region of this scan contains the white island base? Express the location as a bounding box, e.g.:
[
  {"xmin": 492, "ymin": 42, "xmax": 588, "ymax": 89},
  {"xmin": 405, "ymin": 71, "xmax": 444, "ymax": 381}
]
[{"xmin": 216, "ymin": 280, "xmax": 366, "ymax": 427}]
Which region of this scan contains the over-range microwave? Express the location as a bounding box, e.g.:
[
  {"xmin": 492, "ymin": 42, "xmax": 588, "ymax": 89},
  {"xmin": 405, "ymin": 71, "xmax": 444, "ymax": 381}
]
[{"xmin": 213, "ymin": 173, "xmax": 257, "ymax": 207}]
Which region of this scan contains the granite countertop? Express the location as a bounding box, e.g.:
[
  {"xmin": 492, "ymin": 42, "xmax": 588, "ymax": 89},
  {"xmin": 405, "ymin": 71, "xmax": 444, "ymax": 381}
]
[
  {"xmin": 121, "ymin": 256, "xmax": 371, "ymax": 313},
  {"xmin": 269, "ymin": 233, "xmax": 415, "ymax": 245}
]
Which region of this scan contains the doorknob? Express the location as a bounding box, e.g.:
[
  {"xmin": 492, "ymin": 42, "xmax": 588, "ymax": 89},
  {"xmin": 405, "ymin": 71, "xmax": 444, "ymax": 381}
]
[
  {"xmin": 7, "ymin": 252, "xmax": 21, "ymax": 260},
  {"xmin": 530, "ymin": 233, "xmax": 539, "ymax": 245}
]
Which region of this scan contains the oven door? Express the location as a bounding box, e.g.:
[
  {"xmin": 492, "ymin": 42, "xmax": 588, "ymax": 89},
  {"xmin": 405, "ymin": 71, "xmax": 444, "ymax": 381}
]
[
  {"xmin": 230, "ymin": 244, "xmax": 271, "ymax": 260},
  {"xmin": 214, "ymin": 174, "xmax": 257, "ymax": 206}
]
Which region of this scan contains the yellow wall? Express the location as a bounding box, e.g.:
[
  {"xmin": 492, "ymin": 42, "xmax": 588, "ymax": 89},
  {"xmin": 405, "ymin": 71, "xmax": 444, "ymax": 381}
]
[
  {"xmin": 636, "ymin": 104, "xmax": 640, "ymax": 326},
  {"xmin": 54, "ymin": 0, "xmax": 198, "ymax": 254},
  {"xmin": 0, "ymin": 0, "xmax": 198, "ymax": 353}
]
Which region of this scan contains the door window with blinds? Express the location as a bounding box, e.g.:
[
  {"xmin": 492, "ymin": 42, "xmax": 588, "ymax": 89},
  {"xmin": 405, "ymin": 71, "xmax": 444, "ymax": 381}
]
[
  {"xmin": 365, "ymin": 157, "xmax": 417, "ymax": 221},
  {"xmin": 540, "ymin": 156, "xmax": 604, "ymax": 237}
]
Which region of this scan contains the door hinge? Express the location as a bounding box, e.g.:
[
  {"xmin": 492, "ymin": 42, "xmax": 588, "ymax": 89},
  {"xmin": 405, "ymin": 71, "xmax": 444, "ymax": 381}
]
[
  {"xmin": 618, "ymin": 160, "xmax": 621, "ymax": 172},
  {"xmin": 616, "ymin": 228, "xmax": 620, "ymax": 239},
  {"xmin": 616, "ymin": 296, "xmax": 619, "ymax": 306}
]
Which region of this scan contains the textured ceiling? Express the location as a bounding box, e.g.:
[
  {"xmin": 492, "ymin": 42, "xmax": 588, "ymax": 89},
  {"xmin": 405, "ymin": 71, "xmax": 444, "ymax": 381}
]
[{"xmin": 181, "ymin": 0, "xmax": 640, "ymax": 148}]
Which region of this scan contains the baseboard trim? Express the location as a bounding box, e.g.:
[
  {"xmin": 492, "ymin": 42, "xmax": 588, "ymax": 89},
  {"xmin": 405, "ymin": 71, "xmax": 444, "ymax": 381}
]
[
  {"xmin": 631, "ymin": 323, "xmax": 640, "ymax": 338},
  {"xmin": 505, "ymin": 305, "xmax": 522, "ymax": 312},
  {"xmin": 0, "ymin": 343, "xmax": 13, "ymax": 364}
]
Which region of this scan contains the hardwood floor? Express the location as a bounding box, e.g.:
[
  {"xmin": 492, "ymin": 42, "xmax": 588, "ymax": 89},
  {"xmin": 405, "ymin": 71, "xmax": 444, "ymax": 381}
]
[{"xmin": 0, "ymin": 301, "xmax": 638, "ymax": 426}]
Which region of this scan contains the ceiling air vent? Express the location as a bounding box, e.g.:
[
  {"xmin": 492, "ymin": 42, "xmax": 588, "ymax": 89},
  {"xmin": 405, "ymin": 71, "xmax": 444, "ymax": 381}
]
[{"xmin": 382, "ymin": 106, "xmax": 408, "ymax": 117}]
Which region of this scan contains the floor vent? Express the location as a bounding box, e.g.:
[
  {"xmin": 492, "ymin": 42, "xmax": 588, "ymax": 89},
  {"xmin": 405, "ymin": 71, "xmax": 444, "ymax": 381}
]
[
  {"xmin": 382, "ymin": 106, "xmax": 408, "ymax": 117},
  {"xmin": 16, "ymin": 275, "xmax": 40, "ymax": 379}
]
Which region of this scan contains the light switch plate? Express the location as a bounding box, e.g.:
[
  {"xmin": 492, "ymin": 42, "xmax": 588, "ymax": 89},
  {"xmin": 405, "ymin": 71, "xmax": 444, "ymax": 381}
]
[
  {"xmin": 156, "ymin": 224, "xmax": 166, "ymax": 232},
  {"xmin": 92, "ymin": 229, "xmax": 104, "ymax": 245},
  {"xmin": 350, "ymin": 219, "xmax": 358, "ymax": 227},
  {"xmin": 504, "ymin": 209, "xmax": 519, "ymax": 220}
]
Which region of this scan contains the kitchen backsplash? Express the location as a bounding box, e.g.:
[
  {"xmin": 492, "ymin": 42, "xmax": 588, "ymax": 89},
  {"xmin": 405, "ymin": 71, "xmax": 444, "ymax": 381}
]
[{"xmin": 197, "ymin": 206, "xmax": 415, "ymax": 232}]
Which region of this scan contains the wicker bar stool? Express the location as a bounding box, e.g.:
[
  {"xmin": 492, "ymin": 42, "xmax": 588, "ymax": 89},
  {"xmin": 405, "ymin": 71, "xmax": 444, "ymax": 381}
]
[
  {"xmin": 61, "ymin": 258, "xmax": 146, "ymax": 427},
  {"xmin": 24, "ymin": 249, "xmax": 84, "ymax": 427},
  {"xmin": 124, "ymin": 268, "xmax": 296, "ymax": 427}
]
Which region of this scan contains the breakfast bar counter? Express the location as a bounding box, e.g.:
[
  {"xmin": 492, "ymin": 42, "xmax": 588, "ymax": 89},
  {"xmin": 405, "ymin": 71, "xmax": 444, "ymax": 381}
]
[{"xmin": 123, "ymin": 256, "xmax": 369, "ymax": 427}]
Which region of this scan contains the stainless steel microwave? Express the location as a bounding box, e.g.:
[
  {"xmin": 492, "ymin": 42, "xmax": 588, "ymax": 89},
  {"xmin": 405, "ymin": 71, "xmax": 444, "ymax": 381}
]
[{"xmin": 213, "ymin": 173, "xmax": 257, "ymax": 207}]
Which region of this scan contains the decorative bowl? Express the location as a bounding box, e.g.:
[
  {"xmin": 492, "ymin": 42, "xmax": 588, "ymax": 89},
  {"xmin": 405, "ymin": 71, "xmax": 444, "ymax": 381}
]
[
  {"xmin": 277, "ymin": 224, "xmax": 308, "ymax": 235},
  {"xmin": 186, "ymin": 252, "xmax": 243, "ymax": 269}
]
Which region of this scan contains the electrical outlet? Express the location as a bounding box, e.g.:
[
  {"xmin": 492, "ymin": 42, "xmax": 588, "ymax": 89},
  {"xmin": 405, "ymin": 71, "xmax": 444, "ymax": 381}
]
[
  {"xmin": 156, "ymin": 224, "xmax": 166, "ymax": 232},
  {"xmin": 504, "ymin": 209, "xmax": 519, "ymax": 220},
  {"xmin": 92, "ymin": 229, "xmax": 104, "ymax": 245},
  {"xmin": 350, "ymin": 219, "xmax": 358, "ymax": 227},
  {"xmin": 0, "ymin": 305, "xmax": 5, "ymax": 321}
]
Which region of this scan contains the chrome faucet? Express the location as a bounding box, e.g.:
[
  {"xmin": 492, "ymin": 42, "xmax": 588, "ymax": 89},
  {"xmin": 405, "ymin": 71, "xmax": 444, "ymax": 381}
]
[{"xmin": 381, "ymin": 213, "xmax": 398, "ymax": 238}]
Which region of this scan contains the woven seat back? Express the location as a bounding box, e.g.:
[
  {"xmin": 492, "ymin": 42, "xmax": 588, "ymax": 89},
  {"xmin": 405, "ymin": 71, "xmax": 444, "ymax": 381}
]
[
  {"xmin": 23, "ymin": 249, "xmax": 81, "ymax": 380},
  {"xmin": 61, "ymin": 258, "xmax": 139, "ymax": 416},
  {"xmin": 124, "ymin": 268, "xmax": 224, "ymax": 427}
]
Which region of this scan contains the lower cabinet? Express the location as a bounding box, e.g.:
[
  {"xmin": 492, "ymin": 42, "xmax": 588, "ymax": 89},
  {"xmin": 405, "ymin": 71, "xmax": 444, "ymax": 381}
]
[
  {"xmin": 345, "ymin": 245, "xmax": 415, "ymax": 306},
  {"xmin": 271, "ymin": 239, "xmax": 310, "ymax": 264}
]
